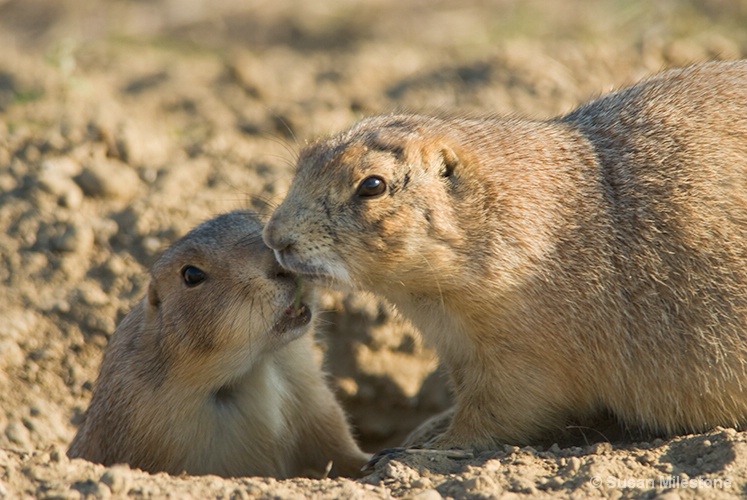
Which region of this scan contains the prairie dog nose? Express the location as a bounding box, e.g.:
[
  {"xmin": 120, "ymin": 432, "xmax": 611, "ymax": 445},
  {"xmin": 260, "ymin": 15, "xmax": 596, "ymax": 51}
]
[{"xmin": 262, "ymin": 216, "xmax": 292, "ymax": 252}]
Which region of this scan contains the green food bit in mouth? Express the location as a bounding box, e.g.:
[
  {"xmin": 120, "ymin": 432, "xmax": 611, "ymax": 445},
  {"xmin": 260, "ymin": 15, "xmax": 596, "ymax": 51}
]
[{"xmin": 294, "ymin": 278, "xmax": 304, "ymax": 309}]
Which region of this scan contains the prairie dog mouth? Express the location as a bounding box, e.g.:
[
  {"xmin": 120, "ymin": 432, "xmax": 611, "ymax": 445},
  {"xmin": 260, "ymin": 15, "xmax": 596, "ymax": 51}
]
[
  {"xmin": 273, "ymin": 302, "xmax": 312, "ymax": 334},
  {"xmin": 272, "ymin": 279, "xmax": 312, "ymax": 335}
]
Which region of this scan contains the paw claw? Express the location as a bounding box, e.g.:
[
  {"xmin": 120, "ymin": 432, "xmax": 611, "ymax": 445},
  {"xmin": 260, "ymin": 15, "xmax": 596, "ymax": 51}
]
[
  {"xmin": 360, "ymin": 447, "xmax": 406, "ymax": 473},
  {"xmin": 360, "ymin": 447, "xmax": 474, "ymax": 473}
]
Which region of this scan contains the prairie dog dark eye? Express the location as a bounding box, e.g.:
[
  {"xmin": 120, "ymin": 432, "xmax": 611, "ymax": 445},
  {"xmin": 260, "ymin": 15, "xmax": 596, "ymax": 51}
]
[
  {"xmin": 182, "ymin": 265, "xmax": 206, "ymax": 286},
  {"xmin": 356, "ymin": 176, "xmax": 387, "ymax": 198}
]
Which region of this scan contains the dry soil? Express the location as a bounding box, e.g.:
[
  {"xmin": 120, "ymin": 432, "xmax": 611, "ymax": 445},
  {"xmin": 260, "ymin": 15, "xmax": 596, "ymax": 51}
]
[{"xmin": 1, "ymin": 0, "xmax": 747, "ymax": 498}]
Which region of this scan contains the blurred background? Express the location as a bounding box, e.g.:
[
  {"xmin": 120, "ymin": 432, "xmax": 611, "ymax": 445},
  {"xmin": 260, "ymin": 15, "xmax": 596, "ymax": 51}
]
[
  {"xmin": 1, "ymin": 0, "xmax": 746, "ymax": 454},
  {"xmin": 2, "ymin": 0, "xmax": 746, "ymax": 56}
]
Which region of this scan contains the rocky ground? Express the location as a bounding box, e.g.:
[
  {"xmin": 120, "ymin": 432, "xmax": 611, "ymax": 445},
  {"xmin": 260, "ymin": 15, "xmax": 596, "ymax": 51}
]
[{"xmin": 1, "ymin": 0, "xmax": 747, "ymax": 498}]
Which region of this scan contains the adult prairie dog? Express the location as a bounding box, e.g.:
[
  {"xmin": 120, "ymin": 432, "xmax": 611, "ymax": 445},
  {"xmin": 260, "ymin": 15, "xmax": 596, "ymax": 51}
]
[
  {"xmin": 263, "ymin": 60, "xmax": 747, "ymax": 450},
  {"xmin": 68, "ymin": 211, "xmax": 369, "ymax": 478}
]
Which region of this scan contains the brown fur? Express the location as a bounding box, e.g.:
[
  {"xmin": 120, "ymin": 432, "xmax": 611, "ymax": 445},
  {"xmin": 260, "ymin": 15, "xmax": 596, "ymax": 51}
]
[
  {"xmin": 68, "ymin": 211, "xmax": 369, "ymax": 478},
  {"xmin": 263, "ymin": 60, "xmax": 747, "ymax": 450}
]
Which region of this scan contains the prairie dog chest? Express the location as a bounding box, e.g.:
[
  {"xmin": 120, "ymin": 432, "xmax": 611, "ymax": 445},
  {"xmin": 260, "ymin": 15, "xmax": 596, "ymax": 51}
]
[{"xmin": 215, "ymin": 359, "xmax": 291, "ymax": 439}]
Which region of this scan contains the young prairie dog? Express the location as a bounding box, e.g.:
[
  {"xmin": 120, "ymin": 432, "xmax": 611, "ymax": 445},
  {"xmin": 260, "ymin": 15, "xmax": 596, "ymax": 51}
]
[
  {"xmin": 263, "ymin": 60, "xmax": 747, "ymax": 450},
  {"xmin": 68, "ymin": 211, "xmax": 369, "ymax": 478}
]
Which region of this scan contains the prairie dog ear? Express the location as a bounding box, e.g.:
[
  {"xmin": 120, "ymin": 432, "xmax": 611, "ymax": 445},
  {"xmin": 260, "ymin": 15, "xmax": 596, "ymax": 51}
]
[
  {"xmin": 439, "ymin": 145, "xmax": 459, "ymax": 178},
  {"xmin": 147, "ymin": 280, "xmax": 161, "ymax": 308}
]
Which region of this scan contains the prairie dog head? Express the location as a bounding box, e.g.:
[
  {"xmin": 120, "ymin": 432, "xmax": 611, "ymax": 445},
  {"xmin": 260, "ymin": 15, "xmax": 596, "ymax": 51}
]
[
  {"xmin": 147, "ymin": 210, "xmax": 311, "ymax": 387},
  {"xmin": 263, "ymin": 115, "xmax": 471, "ymax": 296}
]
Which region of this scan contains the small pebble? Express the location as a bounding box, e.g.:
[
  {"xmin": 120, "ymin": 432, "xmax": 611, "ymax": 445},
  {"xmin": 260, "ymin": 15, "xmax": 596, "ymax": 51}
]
[
  {"xmin": 510, "ymin": 477, "xmax": 537, "ymax": 494},
  {"xmin": 721, "ymin": 428, "xmax": 738, "ymax": 439},
  {"xmin": 105, "ymin": 255, "xmax": 127, "ymax": 275},
  {"xmin": 75, "ymin": 159, "xmax": 142, "ymax": 201},
  {"xmin": 0, "ymin": 172, "xmax": 16, "ymax": 192},
  {"xmin": 59, "ymin": 186, "xmax": 84, "ymax": 209},
  {"xmin": 464, "ymin": 475, "xmax": 495, "ymax": 491},
  {"xmin": 545, "ymin": 477, "xmax": 564, "ymax": 490},
  {"xmin": 23, "ymin": 144, "xmax": 40, "ymax": 162},
  {"xmin": 75, "ymin": 283, "xmax": 110, "ymax": 306},
  {"xmin": 90, "ymin": 482, "xmax": 112, "ymax": 499},
  {"xmin": 50, "ymin": 221, "xmax": 93, "ymax": 254},
  {"xmin": 37, "ymin": 172, "xmax": 84, "ymax": 209},
  {"xmin": 92, "ymin": 218, "xmax": 119, "ymax": 246},
  {"xmin": 0, "ymin": 339, "xmax": 25, "ymax": 369},
  {"xmin": 38, "ymin": 488, "xmax": 80, "ymax": 500},
  {"xmin": 41, "ymin": 157, "xmax": 81, "ymax": 177},
  {"xmin": 100, "ymin": 465, "xmax": 130, "ymax": 495},
  {"xmin": 658, "ymin": 463, "xmax": 674, "ymax": 473},
  {"xmin": 2, "ymin": 309, "xmax": 36, "ymax": 342},
  {"xmin": 50, "ymin": 445, "xmax": 66, "ymax": 463},
  {"xmin": 411, "ymin": 478, "xmax": 431, "ymax": 489},
  {"xmin": 565, "ymin": 456, "xmax": 581, "ymax": 474},
  {"xmin": 53, "ymin": 300, "xmax": 71, "ymax": 314},
  {"xmin": 405, "ymin": 489, "xmax": 442, "ymax": 500},
  {"xmin": 5, "ymin": 421, "xmax": 32, "ymax": 449},
  {"xmin": 655, "ymin": 491, "xmax": 682, "ymax": 500},
  {"xmin": 141, "ymin": 236, "xmax": 162, "ymax": 255},
  {"xmin": 589, "ymin": 442, "xmax": 613, "ymax": 455},
  {"xmin": 636, "ymin": 452, "xmax": 656, "ymax": 465}
]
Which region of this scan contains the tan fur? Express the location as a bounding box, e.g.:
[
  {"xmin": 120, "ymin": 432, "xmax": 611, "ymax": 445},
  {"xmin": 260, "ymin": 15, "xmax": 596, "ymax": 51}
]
[
  {"xmin": 68, "ymin": 211, "xmax": 369, "ymax": 478},
  {"xmin": 263, "ymin": 60, "xmax": 747, "ymax": 450}
]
